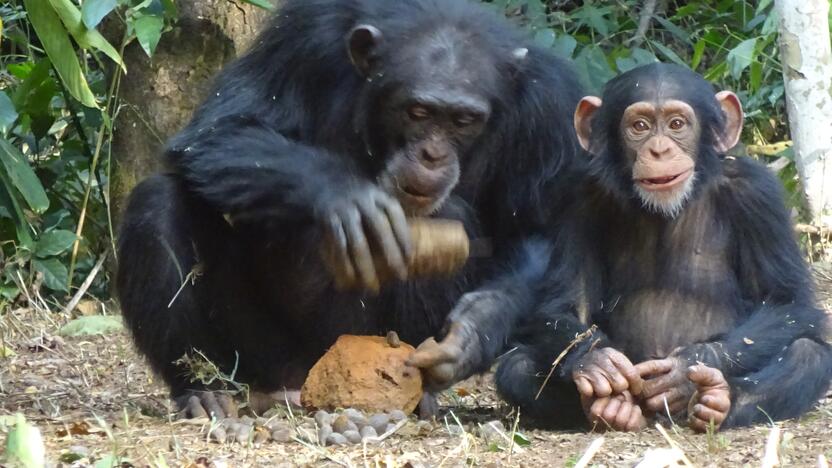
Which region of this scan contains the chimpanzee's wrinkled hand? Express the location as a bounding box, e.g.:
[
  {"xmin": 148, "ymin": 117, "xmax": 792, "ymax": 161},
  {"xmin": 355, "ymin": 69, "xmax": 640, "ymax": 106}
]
[
  {"xmin": 407, "ymin": 320, "xmax": 481, "ymax": 392},
  {"xmin": 582, "ymin": 390, "xmax": 647, "ymax": 432},
  {"xmin": 318, "ymin": 184, "xmax": 412, "ymax": 292},
  {"xmin": 687, "ymin": 364, "xmax": 731, "ymax": 432},
  {"xmin": 573, "ymin": 347, "xmax": 643, "ymax": 399},
  {"xmin": 634, "ymin": 356, "xmax": 696, "ymax": 415}
]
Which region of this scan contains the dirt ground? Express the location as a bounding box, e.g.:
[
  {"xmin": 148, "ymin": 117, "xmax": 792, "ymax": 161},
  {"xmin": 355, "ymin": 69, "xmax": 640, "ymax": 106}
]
[{"xmin": 2, "ymin": 267, "xmax": 832, "ymax": 468}]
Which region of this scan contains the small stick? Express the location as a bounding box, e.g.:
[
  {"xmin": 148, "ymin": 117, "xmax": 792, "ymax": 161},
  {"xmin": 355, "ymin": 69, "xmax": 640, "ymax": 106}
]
[
  {"xmin": 64, "ymin": 253, "xmax": 107, "ymax": 315},
  {"xmin": 655, "ymin": 423, "xmax": 694, "ymax": 467},
  {"xmin": 574, "ymin": 437, "xmax": 605, "ymax": 468},
  {"xmin": 761, "ymin": 425, "xmax": 781, "ymax": 468},
  {"xmin": 536, "ymin": 325, "xmax": 597, "ymax": 400}
]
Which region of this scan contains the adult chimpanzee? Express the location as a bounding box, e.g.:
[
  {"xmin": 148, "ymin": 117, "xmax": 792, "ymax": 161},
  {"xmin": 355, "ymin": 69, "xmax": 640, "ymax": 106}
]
[
  {"xmin": 117, "ymin": 0, "xmax": 585, "ymax": 418},
  {"xmin": 496, "ymin": 63, "xmax": 832, "ymax": 432}
]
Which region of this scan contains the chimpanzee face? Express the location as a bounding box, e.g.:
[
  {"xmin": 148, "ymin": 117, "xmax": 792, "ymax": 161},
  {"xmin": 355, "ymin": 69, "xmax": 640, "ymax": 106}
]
[
  {"xmin": 574, "ymin": 66, "xmax": 743, "ymax": 218},
  {"xmin": 347, "ymin": 24, "xmax": 499, "ymax": 215}
]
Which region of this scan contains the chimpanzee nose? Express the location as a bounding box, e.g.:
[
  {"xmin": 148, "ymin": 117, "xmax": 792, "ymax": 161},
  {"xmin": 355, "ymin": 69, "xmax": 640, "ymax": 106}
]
[
  {"xmin": 649, "ymin": 137, "xmax": 673, "ymax": 159},
  {"xmin": 420, "ymin": 146, "xmax": 448, "ymax": 164}
]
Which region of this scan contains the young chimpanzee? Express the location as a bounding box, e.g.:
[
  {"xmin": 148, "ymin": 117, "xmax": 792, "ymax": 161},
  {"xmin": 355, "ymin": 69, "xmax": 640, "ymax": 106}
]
[
  {"xmin": 497, "ymin": 63, "xmax": 832, "ymax": 432},
  {"xmin": 117, "ymin": 0, "xmax": 585, "ymax": 418}
]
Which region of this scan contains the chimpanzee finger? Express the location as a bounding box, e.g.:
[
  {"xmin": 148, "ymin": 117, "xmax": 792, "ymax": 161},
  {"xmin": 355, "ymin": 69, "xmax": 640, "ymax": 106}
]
[
  {"xmin": 377, "ymin": 195, "xmax": 412, "ymax": 261},
  {"xmin": 612, "ymin": 399, "xmax": 634, "ymax": 430},
  {"xmin": 600, "ymin": 396, "xmax": 622, "ymax": 425},
  {"xmin": 687, "ymin": 365, "xmax": 727, "ymax": 389},
  {"xmin": 608, "ymin": 352, "xmax": 643, "ymax": 395},
  {"xmin": 359, "ymin": 198, "xmax": 408, "ymax": 280},
  {"xmin": 574, "ymin": 375, "xmax": 595, "ymax": 398},
  {"xmin": 689, "ymin": 404, "xmax": 726, "ymax": 432},
  {"xmin": 641, "ymin": 371, "xmax": 678, "ymax": 399},
  {"xmin": 343, "ymin": 207, "xmax": 380, "ymax": 292},
  {"xmin": 635, "ymin": 359, "xmax": 674, "ymax": 379},
  {"xmin": 700, "ymin": 394, "xmax": 731, "ymax": 413},
  {"xmin": 627, "ymin": 404, "xmax": 647, "ymax": 432},
  {"xmin": 216, "ymin": 393, "xmax": 238, "ymax": 419},
  {"xmin": 327, "ymin": 215, "xmax": 356, "ymax": 288},
  {"xmin": 644, "ymin": 388, "xmax": 686, "ymax": 414},
  {"xmin": 586, "ymin": 371, "xmax": 613, "ymax": 397},
  {"xmin": 200, "ymin": 392, "xmax": 227, "ymax": 419},
  {"xmin": 407, "ymin": 338, "xmax": 455, "ymax": 367},
  {"xmin": 184, "ymin": 395, "xmax": 208, "ymax": 419},
  {"xmin": 597, "ymin": 359, "xmax": 630, "ymax": 394}
]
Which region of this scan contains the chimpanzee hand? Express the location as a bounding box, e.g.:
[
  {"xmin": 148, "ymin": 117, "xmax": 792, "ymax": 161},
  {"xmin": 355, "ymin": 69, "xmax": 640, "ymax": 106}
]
[
  {"xmin": 573, "ymin": 347, "xmax": 644, "ymax": 399},
  {"xmin": 582, "ymin": 390, "xmax": 647, "ymax": 432},
  {"xmin": 318, "ymin": 184, "xmax": 412, "ymax": 292},
  {"xmin": 687, "ymin": 364, "xmax": 731, "ymax": 432},
  {"xmin": 175, "ymin": 390, "xmax": 238, "ymax": 420},
  {"xmin": 634, "ymin": 357, "xmax": 696, "ymax": 415},
  {"xmin": 407, "ymin": 319, "xmax": 482, "ymax": 392}
]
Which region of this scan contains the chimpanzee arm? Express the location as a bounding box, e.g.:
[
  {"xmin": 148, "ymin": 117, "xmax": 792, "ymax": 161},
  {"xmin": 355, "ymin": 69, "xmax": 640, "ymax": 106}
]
[
  {"xmin": 166, "ymin": 114, "xmax": 360, "ymax": 224},
  {"xmin": 674, "ymin": 157, "xmax": 829, "ymax": 375}
]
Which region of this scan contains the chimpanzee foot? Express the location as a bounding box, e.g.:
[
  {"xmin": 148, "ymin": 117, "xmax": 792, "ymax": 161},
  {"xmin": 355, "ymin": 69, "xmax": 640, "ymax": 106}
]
[
  {"xmin": 582, "ymin": 391, "xmax": 647, "ymax": 432},
  {"xmin": 175, "ymin": 390, "xmax": 238, "ymax": 420},
  {"xmin": 686, "ymin": 364, "xmax": 731, "ymax": 432}
]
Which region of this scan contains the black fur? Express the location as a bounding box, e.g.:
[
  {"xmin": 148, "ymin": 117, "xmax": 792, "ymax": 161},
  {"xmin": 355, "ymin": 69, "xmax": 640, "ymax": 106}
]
[
  {"xmin": 497, "ymin": 63, "xmax": 832, "ymax": 429},
  {"xmin": 117, "ymin": 0, "xmax": 584, "ymax": 401}
]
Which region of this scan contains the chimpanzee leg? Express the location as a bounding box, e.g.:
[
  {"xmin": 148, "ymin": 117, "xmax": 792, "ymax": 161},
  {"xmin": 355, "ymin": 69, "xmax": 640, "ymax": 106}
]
[
  {"xmin": 495, "ymin": 344, "xmax": 586, "ymax": 428},
  {"xmin": 117, "ymin": 175, "xmax": 301, "ymax": 417},
  {"xmin": 723, "ymin": 337, "xmax": 832, "ymax": 428}
]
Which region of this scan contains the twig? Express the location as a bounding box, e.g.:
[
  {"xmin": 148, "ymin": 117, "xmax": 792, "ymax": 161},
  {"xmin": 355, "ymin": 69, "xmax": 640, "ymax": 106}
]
[
  {"xmin": 626, "ymin": 0, "xmax": 658, "ymax": 47},
  {"xmin": 655, "ymin": 423, "xmax": 694, "ymax": 467},
  {"xmin": 761, "ymin": 425, "xmax": 781, "ymax": 468},
  {"xmin": 796, "ymin": 223, "xmax": 830, "ymax": 235},
  {"xmin": 63, "ymin": 253, "xmax": 107, "ymax": 316},
  {"xmin": 535, "ymin": 325, "xmax": 597, "ymax": 400},
  {"xmin": 574, "ymin": 437, "xmax": 605, "ymax": 468}
]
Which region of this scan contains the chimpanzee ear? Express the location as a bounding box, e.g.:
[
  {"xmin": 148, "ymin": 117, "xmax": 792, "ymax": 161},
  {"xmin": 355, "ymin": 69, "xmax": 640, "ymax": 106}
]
[
  {"xmin": 574, "ymin": 96, "xmax": 603, "ymax": 153},
  {"xmin": 715, "ymin": 90, "xmax": 743, "ymax": 153},
  {"xmin": 347, "ymin": 24, "xmax": 383, "ymax": 76}
]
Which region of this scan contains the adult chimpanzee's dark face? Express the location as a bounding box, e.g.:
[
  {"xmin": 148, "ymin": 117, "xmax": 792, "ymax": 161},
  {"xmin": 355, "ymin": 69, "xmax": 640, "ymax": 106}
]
[
  {"xmin": 574, "ymin": 67, "xmax": 743, "ymax": 218},
  {"xmin": 347, "ymin": 25, "xmax": 498, "ymax": 215}
]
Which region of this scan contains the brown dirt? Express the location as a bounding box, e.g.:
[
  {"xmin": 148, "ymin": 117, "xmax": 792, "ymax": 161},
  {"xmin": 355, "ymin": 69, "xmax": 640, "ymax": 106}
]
[{"xmin": 1, "ymin": 305, "xmax": 831, "ymax": 468}]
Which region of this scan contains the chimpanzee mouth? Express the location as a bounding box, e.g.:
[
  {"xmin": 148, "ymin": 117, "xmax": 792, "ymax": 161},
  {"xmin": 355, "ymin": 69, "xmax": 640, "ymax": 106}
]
[
  {"xmin": 637, "ymin": 169, "xmax": 692, "ymax": 191},
  {"xmin": 401, "ymin": 186, "xmax": 435, "ymax": 202}
]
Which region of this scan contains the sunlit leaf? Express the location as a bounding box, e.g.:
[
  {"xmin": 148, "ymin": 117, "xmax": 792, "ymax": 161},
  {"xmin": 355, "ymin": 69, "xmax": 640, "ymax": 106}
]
[
  {"xmin": 33, "ymin": 257, "xmax": 69, "ymax": 291},
  {"xmin": 49, "ymin": 0, "xmax": 126, "ymax": 72},
  {"xmin": 5, "ymin": 414, "xmax": 46, "ymax": 468},
  {"xmin": 727, "ymin": 38, "xmax": 757, "ymax": 79},
  {"xmin": 34, "ymin": 229, "xmax": 77, "ymax": 257},
  {"xmin": 0, "ymin": 138, "xmax": 49, "ymax": 213},
  {"xmin": 133, "ymin": 14, "xmax": 164, "ymax": 57},
  {"xmin": 512, "ymin": 432, "xmax": 531, "ymax": 447},
  {"xmin": 21, "ymin": 0, "xmax": 98, "ymax": 108},
  {"xmin": 0, "ymin": 92, "xmax": 17, "ymax": 135},
  {"xmin": 81, "ymin": 0, "xmax": 117, "ymax": 29},
  {"xmin": 59, "ymin": 315, "xmax": 125, "ymax": 337}
]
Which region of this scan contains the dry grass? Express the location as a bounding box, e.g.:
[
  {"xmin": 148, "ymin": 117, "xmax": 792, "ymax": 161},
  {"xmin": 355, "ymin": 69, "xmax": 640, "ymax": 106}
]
[{"xmin": 1, "ymin": 301, "xmax": 832, "ymax": 467}]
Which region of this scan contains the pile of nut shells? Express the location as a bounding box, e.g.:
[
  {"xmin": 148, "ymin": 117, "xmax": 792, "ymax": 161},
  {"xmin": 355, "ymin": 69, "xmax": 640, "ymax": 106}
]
[{"xmin": 314, "ymin": 408, "xmax": 407, "ymax": 446}]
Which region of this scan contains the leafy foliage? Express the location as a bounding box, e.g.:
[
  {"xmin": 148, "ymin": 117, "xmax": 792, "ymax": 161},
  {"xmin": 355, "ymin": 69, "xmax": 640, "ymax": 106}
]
[{"xmin": 0, "ymin": 0, "xmax": 175, "ymax": 306}]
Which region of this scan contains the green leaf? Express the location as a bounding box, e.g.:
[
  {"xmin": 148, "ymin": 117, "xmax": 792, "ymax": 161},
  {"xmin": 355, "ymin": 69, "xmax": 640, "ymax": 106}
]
[
  {"xmin": 133, "ymin": 14, "xmax": 164, "ymax": 57},
  {"xmin": 0, "ymin": 91, "xmax": 17, "ymax": 135},
  {"xmin": 573, "ymin": 5, "xmax": 612, "ymax": 36},
  {"xmin": 512, "ymin": 431, "xmax": 531, "ymax": 447},
  {"xmin": 650, "ymin": 41, "xmax": 686, "ymax": 67},
  {"xmin": 34, "ymin": 229, "xmax": 77, "ymax": 257},
  {"xmin": 82, "ymin": 0, "xmax": 117, "ymax": 29},
  {"xmin": 21, "ymin": 0, "xmax": 98, "ymax": 108},
  {"xmin": 49, "ymin": 0, "xmax": 126, "ymax": 72},
  {"xmin": 653, "ymin": 16, "xmax": 691, "ymax": 46},
  {"xmin": 574, "ymin": 45, "xmax": 614, "ymax": 94},
  {"xmin": 0, "ymin": 138, "xmax": 49, "ymax": 213},
  {"xmin": 750, "ymin": 61, "xmax": 763, "ymax": 92},
  {"xmin": 756, "ymin": 0, "xmax": 774, "ymax": 15},
  {"xmin": 33, "ymin": 257, "xmax": 69, "ymax": 291},
  {"xmin": 59, "ymin": 315, "xmax": 124, "ymax": 337},
  {"xmin": 5, "ymin": 414, "xmax": 46, "ymax": 468},
  {"xmin": 691, "ymin": 39, "xmax": 706, "ymax": 70},
  {"xmin": 727, "ymin": 38, "xmax": 757, "ymax": 79},
  {"xmin": 551, "ymin": 33, "xmax": 577, "ymax": 59},
  {"xmin": 534, "ymin": 29, "xmax": 555, "ymax": 48},
  {"xmin": 0, "ymin": 172, "xmax": 34, "ymax": 247},
  {"xmin": 240, "ymin": 0, "xmax": 274, "ymax": 10}
]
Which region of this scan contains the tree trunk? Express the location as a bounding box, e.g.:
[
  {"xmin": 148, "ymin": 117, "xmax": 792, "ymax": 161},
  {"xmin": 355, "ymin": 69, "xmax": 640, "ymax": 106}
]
[
  {"xmin": 109, "ymin": 0, "xmax": 271, "ymax": 222},
  {"xmin": 775, "ymin": 0, "xmax": 832, "ymax": 226}
]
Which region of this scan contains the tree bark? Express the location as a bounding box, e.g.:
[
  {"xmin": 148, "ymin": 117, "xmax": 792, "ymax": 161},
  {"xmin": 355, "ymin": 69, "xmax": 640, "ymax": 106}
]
[
  {"xmin": 775, "ymin": 0, "xmax": 832, "ymax": 226},
  {"xmin": 110, "ymin": 0, "xmax": 271, "ymax": 222}
]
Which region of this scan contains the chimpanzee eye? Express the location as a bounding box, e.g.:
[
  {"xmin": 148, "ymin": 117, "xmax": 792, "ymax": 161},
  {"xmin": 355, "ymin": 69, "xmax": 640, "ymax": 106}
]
[
  {"xmin": 632, "ymin": 120, "xmax": 650, "ymax": 132},
  {"xmin": 453, "ymin": 113, "xmax": 478, "ymax": 128},
  {"xmin": 669, "ymin": 118, "xmax": 686, "ymax": 130},
  {"xmin": 407, "ymin": 105, "xmax": 430, "ymax": 121}
]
